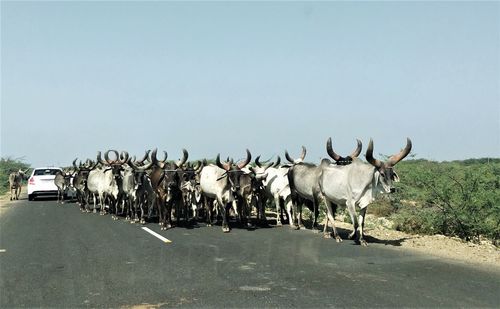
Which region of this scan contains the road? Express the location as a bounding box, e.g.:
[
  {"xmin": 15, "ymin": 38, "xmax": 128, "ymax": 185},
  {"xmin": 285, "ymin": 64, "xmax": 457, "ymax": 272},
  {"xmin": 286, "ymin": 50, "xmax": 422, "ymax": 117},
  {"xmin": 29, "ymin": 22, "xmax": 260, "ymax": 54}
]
[{"xmin": 1, "ymin": 197, "xmax": 499, "ymax": 308}]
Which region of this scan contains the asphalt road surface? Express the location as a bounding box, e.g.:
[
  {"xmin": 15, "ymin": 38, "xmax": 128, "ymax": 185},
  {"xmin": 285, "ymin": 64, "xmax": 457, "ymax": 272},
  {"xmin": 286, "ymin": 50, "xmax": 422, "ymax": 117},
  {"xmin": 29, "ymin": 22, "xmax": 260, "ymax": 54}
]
[{"xmin": 1, "ymin": 197, "xmax": 499, "ymax": 308}]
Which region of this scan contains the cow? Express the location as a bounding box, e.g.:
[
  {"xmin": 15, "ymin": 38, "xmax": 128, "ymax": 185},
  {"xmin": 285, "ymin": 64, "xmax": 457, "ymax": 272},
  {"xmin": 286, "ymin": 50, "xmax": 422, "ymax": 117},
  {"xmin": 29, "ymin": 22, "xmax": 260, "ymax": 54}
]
[
  {"xmin": 9, "ymin": 169, "xmax": 29, "ymax": 200},
  {"xmin": 149, "ymin": 149, "xmax": 188, "ymax": 230},
  {"xmin": 200, "ymin": 150, "xmax": 251, "ymax": 232},
  {"xmin": 286, "ymin": 140, "xmax": 362, "ymax": 231},
  {"xmin": 122, "ymin": 152, "xmax": 155, "ymax": 223},
  {"xmin": 285, "ymin": 146, "xmax": 322, "ymax": 231},
  {"xmin": 256, "ymin": 156, "xmax": 295, "ymax": 227},
  {"xmin": 240, "ymin": 156, "xmax": 273, "ymax": 226},
  {"xmin": 54, "ymin": 168, "xmax": 73, "ymax": 204},
  {"xmin": 87, "ymin": 150, "xmax": 127, "ymax": 215},
  {"xmin": 179, "ymin": 161, "xmax": 204, "ymax": 225},
  {"xmin": 319, "ymin": 138, "xmax": 412, "ymax": 245},
  {"xmin": 72, "ymin": 159, "xmax": 98, "ymax": 212}
]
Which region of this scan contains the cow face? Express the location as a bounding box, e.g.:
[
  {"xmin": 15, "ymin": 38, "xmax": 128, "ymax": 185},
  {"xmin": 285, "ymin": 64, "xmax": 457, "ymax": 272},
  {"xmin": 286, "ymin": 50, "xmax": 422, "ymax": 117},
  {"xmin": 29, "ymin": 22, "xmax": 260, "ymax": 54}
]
[
  {"xmin": 366, "ymin": 138, "xmax": 411, "ymax": 194},
  {"xmin": 226, "ymin": 169, "xmax": 244, "ymax": 193},
  {"xmin": 377, "ymin": 166, "xmax": 400, "ymax": 193}
]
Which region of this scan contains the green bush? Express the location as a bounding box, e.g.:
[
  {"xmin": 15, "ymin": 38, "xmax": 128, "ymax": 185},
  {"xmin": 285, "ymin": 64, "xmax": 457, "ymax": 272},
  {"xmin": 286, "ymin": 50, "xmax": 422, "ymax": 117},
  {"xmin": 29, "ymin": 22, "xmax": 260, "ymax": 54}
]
[{"xmin": 388, "ymin": 158, "xmax": 500, "ymax": 243}]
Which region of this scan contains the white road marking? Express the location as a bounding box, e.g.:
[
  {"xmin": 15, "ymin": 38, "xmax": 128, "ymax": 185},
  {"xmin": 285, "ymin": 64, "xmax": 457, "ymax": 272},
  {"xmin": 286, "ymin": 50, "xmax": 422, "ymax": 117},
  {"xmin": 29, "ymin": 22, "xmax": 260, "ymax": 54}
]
[
  {"xmin": 0, "ymin": 249, "xmax": 6, "ymax": 253},
  {"xmin": 141, "ymin": 227, "xmax": 172, "ymax": 243}
]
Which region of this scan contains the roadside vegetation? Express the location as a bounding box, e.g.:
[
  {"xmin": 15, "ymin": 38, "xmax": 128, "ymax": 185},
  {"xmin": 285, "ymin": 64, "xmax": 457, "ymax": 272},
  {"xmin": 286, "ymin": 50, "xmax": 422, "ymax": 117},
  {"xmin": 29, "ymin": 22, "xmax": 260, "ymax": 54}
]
[
  {"xmin": 369, "ymin": 158, "xmax": 500, "ymax": 245},
  {"xmin": 0, "ymin": 157, "xmax": 31, "ymax": 195}
]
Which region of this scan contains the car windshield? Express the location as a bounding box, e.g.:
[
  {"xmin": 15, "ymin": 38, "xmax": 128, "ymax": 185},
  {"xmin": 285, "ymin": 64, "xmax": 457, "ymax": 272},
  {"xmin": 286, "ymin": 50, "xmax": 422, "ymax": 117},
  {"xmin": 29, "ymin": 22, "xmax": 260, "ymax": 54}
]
[{"xmin": 33, "ymin": 169, "xmax": 60, "ymax": 176}]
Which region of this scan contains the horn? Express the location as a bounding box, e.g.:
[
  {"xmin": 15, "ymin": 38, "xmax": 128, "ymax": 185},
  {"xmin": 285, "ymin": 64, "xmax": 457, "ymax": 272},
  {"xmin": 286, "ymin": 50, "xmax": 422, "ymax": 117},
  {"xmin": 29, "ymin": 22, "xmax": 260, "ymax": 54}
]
[
  {"xmin": 72, "ymin": 158, "xmax": 78, "ymax": 169},
  {"xmin": 104, "ymin": 150, "xmax": 119, "ymax": 165},
  {"xmin": 97, "ymin": 151, "xmax": 107, "ymax": 165},
  {"xmin": 273, "ymin": 156, "xmax": 281, "ymax": 167},
  {"xmin": 285, "ymin": 150, "xmax": 294, "ymax": 163},
  {"xmin": 387, "ymin": 138, "xmax": 412, "ymax": 167},
  {"xmin": 351, "ymin": 139, "xmax": 362, "ymax": 158},
  {"xmin": 128, "ymin": 159, "xmax": 153, "ymax": 171},
  {"xmin": 365, "ymin": 139, "xmax": 383, "ymax": 168},
  {"xmin": 300, "ymin": 146, "xmax": 306, "ymax": 160},
  {"xmin": 255, "ymin": 155, "xmax": 262, "ymax": 167},
  {"xmin": 237, "ymin": 149, "xmax": 252, "ymax": 169},
  {"xmin": 216, "ymin": 154, "xmax": 231, "ymax": 171},
  {"xmin": 120, "ymin": 151, "xmax": 129, "ymax": 164},
  {"xmin": 193, "ymin": 160, "xmax": 203, "ymax": 173},
  {"xmin": 87, "ymin": 159, "xmax": 98, "ymax": 170},
  {"xmin": 176, "ymin": 149, "xmax": 189, "ymax": 167},
  {"xmin": 151, "ymin": 148, "xmax": 167, "ymax": 167},
  {"xmin": 137, "ymin": 150, "xmax": 151, "ymax": 164},
  {"xmin": 326, "ymin": 137, "xmax": 341, "ymax": 161}
]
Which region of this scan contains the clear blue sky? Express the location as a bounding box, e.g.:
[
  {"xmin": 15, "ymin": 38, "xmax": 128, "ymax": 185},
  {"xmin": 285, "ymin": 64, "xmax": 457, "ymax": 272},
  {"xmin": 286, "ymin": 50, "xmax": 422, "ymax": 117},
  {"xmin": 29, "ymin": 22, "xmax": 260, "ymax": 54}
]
[{"xmin": 1, "ymin": 1, "xmax": 499, "ymax": 167}]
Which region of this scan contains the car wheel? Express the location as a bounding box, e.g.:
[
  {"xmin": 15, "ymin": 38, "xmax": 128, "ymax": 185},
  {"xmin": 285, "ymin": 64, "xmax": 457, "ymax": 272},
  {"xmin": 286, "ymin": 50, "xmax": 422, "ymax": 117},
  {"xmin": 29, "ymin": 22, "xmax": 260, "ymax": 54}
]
[{"xmin": 28, "ymin": 194, "xmax": 35, "ymax": 201}]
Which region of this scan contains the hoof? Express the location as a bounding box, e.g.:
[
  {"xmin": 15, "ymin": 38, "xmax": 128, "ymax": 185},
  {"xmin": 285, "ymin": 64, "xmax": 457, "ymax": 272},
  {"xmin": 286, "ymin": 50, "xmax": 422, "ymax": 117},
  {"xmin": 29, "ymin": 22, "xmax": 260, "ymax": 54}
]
[
  {"xmin": 299, "ymin": 224, "xmax": 306, "ymax": 229},
  {"xmin": 276, "ymin": 221, "xmax": 283, "ymax": 226},
  {"xmin": 348, "ymin": 232, "xmax": 356, "ymax": 240},
  {"xmin": 336, "ymin": 236, "xmax": 343, "ymax": 243},
  {"xmin": 293, "ymin": 225, "xmax": 300, "ymax": 230},
  {"xmin": 360, "ymin": 240, "xmax": 368, "ymax": 247},
  {"xmin": 312, "ymin": 228, "xmax": 320, "ymax": 234},
  {"xmin": 222, "ymin": 227, "xmax": 230, "ymax": 233},
  {"xmin": 323, "ymin": 233, "xmax": 332, "ymax": 239}
]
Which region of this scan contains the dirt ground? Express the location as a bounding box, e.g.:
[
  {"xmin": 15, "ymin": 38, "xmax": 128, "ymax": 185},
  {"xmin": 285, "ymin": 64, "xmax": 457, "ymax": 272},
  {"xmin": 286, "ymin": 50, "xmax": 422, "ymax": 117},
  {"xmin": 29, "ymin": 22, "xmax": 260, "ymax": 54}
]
[
  {"xmin": 1, "ymin": 189, "xmax": 498, "ymax": 270},
  {"xmin": 333, "ymin": 214, "xmax": 499, "ymax": 270}
]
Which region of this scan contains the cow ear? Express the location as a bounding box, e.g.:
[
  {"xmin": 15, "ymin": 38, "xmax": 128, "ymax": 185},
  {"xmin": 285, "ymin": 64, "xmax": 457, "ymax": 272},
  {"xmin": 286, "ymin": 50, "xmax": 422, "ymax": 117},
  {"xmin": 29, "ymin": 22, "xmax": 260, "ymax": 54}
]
[{"xmin": 392, "ymin": 171, "xmax": 400, "ymax": 182}]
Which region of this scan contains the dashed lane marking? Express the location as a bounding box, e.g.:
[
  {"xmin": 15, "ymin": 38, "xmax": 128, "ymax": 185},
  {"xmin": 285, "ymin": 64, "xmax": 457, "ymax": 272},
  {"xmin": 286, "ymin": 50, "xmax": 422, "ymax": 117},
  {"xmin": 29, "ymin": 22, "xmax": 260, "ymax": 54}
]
[
  {"xmin": 0, "ymin": 249, "xmax": 6, "ymax": 253},
  {"xmin": 141, "ymin": 227, "xmax": 172, "ymax": 243}
]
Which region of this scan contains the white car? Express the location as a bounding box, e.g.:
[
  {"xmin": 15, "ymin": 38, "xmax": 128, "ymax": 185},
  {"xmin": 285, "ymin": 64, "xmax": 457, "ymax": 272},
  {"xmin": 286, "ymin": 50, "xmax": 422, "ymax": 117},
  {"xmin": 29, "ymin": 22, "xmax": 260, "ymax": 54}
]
[{"xmin": 27, "ymin": 167, "xmax": 74, "ymax": 201}]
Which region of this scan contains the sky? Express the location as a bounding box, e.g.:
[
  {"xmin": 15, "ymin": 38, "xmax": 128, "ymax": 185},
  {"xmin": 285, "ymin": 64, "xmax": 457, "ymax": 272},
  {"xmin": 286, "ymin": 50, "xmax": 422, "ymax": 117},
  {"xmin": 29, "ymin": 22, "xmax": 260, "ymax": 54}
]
[{"xmin": 1, "ymin": 1, "xmax": 499, "ymax": 168}]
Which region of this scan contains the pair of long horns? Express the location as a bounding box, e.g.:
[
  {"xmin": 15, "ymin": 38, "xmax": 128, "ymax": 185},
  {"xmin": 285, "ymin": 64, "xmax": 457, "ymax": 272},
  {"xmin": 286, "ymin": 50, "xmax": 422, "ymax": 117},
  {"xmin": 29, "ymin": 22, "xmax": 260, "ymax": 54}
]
[
  {"xmin": 285, "ymin": 146, "xmax": 306, "ymax": 164},
  {"xmin": 326, "ymin": 138, "xmax": 362, "ymax": 162},
  {"xmin": 97, "ymin": 150, "xmax": 128, "ymax": 166},
  {"xmin": 151, "ymin": 148, "xmax": 189, "ymax": 168},
  {"xmin": 366, "ymin": 138, "xmax": 412, "ymax": 168},
  {"xmin": 255, "ymin": 155, "xmax": 281, "ymax": 169},
  {"xmin": 216, "ymin": 149, "xmax": 252, "ymax": 171}
]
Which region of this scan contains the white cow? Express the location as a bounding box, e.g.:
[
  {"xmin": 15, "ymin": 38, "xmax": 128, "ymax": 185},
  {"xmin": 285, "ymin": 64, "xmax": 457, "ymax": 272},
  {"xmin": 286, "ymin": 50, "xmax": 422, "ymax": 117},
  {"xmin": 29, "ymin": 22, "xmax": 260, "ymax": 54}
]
[{"xmin": 319, "ymin": 138, "xmax": 412, "ymax": 246}]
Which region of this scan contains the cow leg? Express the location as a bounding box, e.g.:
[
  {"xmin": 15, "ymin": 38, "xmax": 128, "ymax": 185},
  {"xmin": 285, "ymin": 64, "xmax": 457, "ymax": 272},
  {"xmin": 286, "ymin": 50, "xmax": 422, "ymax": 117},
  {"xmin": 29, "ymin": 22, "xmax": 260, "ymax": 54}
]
[
  {"xmin": 297, "ymin": 204, "xmax": 305, "ymax": 229},
  {"xmin": 322, "ymin": 198, "xmax": 342, "ymax": 242},
  {"xmin": 346, "ymin": 202, "xmax": 358, "ymax": 240},
  {"xmin": 165, "ymin": 201, "xmax": 172, "ymax": 230},
  {"xmin": 311, "ymin": 197, "xmax": 320, "ymax": 233},
  {"xmin": 158, "ymin": 198, "xmax": 165, "ymax": 229},
  {"xmin": 285, "ymin": 199, "xmax": 294, "ymax": 228},
  {"xmin": 92, "ymin": 194, "xmax": 98, "ymax": 213},
  {"xmin": 274, "ymin": 196, "xmax": 283, "ymax": 226},
  {"xmin": 221, "ymin": 200, "xmax": 231, "ymax": 233},
  {"xmin": 358, "ymin": 207, "xmax": 368, "ymax": 246}
]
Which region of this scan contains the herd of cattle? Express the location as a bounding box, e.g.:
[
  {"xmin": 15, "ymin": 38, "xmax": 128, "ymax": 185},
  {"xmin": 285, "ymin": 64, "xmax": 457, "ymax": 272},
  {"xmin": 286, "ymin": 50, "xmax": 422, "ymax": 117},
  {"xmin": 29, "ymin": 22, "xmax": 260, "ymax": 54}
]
[{"xmin": 14, "ymin": 137, "xmax": 413, "ymax": 246}]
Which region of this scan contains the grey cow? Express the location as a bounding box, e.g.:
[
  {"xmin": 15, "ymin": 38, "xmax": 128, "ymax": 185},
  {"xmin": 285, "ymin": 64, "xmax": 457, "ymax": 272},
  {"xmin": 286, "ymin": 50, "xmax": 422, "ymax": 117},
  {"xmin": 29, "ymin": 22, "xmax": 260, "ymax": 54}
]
[
  {"xmin": 54, "ymin": 169, "xmax": 73, "ymax": 204},
  {"xmin": 9, "ymin": 169, "xmax": 28, "ymax": 200},
  {"xmin": 319, "ymin": 138, "xmax": 412, "ymax": 246}
]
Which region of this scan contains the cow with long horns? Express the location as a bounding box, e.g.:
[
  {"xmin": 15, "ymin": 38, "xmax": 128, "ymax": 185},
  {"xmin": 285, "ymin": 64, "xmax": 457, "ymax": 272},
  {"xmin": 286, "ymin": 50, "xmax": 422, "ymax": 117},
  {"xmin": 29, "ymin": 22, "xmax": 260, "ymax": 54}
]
[
  {"xmin": 200, "ymin": 150, "xmax": 251, "ymax": 232},
  {"xmin": 319, "ymin": 138, "xmax": 412, "ymax": 245},
  {"xmin": 149, "ymin": 149, "xmax": 188, "ymax": 230},
  {"xmin": 87, "ymin": 150, "xmax": 127, "ymax": 215}
]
